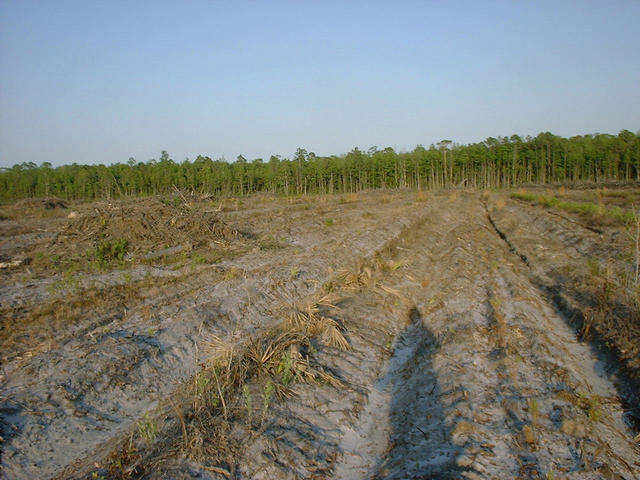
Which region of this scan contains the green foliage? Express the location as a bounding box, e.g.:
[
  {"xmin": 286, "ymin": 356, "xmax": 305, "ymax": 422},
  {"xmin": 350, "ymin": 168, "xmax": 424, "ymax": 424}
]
[
  {"xmin": 2, "ymin": 130, "xmax": 639, "ymax": 201},
  {"xmin": 277, "ymin": 352, "xmax": 296, "ymax": 386},
  {"xmin": 121, "ymin": 271, "xmax": 133, "ymax": 284},
  {"xmin": 48, "ymin": 269, "xmax": 81, "ymax": 295},
  {"xmin": 95, "ymin": 238, "xmax": 128, "ymax": 267},
  {"xmin": 137, "ymin": 412, "xmax": 158, "ymax": 443},
  {"xmin": 576, "ymin": 392, "xmax": 602, "ymax": 421},
  {"xmin": 261, "ymin": 380, "xmax": 274, "ymax": 421},
  {"xmin": 324, "ymin": 218, "xmax": 335, "ymax": 226},
  {"xmin": 512, "ymin": 192, "xmax": 634, "ymax": 223},
  {"xmin": 242, "ymin": 384, "xmax": 253, "ymax": 416},
  {"xmin": 191, "ymin": 253, "xmax": 207, "ymax": 265}
]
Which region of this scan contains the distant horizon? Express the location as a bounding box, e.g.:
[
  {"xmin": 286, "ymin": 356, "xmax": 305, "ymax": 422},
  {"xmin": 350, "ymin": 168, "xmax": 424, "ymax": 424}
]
[
  {"xmin": 2, "ymin": 1, "xmax": 639, "ymax": 169},
  {"xmin": 2, "ymin": 127, "xmax": 638, "ymax": 170}
]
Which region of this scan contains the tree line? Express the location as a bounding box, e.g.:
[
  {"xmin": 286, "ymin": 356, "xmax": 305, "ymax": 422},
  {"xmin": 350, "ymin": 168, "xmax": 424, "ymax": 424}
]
[{"xmin": 1, "ymin": 130, "xmax": 639, "ymax": 202}]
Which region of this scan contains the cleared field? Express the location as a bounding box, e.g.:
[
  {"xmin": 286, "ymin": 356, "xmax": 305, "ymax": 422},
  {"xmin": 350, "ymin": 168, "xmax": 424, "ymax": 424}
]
[{"xmin": 1, "ymin": 188, "xmax": 639, "ymax": 479}]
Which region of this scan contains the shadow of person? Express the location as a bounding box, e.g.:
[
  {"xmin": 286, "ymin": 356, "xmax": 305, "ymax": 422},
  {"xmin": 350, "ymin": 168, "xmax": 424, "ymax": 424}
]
[{"xmin": 370, "ymin": 306, "xmax": 466, "ymax": 479}]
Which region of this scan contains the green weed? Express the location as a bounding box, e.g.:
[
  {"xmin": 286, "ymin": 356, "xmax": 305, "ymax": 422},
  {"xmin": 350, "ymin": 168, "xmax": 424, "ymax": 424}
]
[
  {"xmin": 137, "ymin": 412, "xmax": 159, "ymax": 443},
  {"xmin": 510, "ymin": 192, "xmax": 634, "ymax": 223},
  {"xmin": 95, "ymin": 238, "xmax": 128, "ymax": 267},
  {"xmin": 242, "ymin": 384, "xmax": 253, "ymax": 417},
  {"xmin": 48, "ymin": 269, "xmax": 81, "ymax": 295},
  {"xmin": 277, "ymin": 351, "xmax": 296, "ymax": 386},
  {"xmin": 191, "ymin": 253, "xmax": 207, "ymax": 265},
  {"xmin": 261, "ymin": 380, "xmax": 274, "ymax": 422},
  {"xmin": 576, "ymin": 392, "xmax": 601, "ymax": 421}
]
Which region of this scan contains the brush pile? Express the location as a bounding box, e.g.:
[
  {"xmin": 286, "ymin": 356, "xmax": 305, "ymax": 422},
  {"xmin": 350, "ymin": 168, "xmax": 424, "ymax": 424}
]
[
  {"xmin": 51, "ymin": 197, "xmax": 237, "ymax": 256},
  {"xmin": 15, "ymin": 197, "xmax": 69, "ymax": 210}
]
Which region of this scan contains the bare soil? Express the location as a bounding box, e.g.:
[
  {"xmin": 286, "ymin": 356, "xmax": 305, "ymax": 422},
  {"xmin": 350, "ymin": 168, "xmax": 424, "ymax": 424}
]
[{"xmin": 1, "ymin": 189, "xmax": 639, "ymax": 479}]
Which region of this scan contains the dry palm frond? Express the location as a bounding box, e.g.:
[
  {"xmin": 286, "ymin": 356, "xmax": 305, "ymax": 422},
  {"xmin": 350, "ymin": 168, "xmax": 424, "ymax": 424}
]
[
  {"xmin": 314, "ymin": 369, "xmax": 345, "ymax": 388},
  {"xmin": 317, "ymin": 318, "xmax": 351, "ymax": 350},
  {"xmin": 286, "ymin": 309, "xmax": 311, "ymax": 329},
  {"xmin": 249, "ymin": 330, "xmax": 304, "ymax": 368},
  {"xmin": 315, "ymin": 292, "xmax": 340, "ymax": 307},
  {"xmin": 335, "ymin": 267, "xmax": 375, "ymax": 290},
  {"xmin": 378, "ymin": 283, "xmax": 406, "ymax": 300},
  {"xmin": 289, "ymin": 353, "xmax": 345, "ymax": 388},
  {"xmin": 284, "ymin": 300, "xmax": 350, "ymax": 351}
]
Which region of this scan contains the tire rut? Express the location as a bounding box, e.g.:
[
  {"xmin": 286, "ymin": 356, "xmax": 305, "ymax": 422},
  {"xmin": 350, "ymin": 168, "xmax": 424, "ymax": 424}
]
[
  {"xmin": 4, "ymin": 192, "xmax": 640, "ymax": 479},
  {"xmin": 217, "ymin": 192, "xmax": 640, "ymax": 479}
]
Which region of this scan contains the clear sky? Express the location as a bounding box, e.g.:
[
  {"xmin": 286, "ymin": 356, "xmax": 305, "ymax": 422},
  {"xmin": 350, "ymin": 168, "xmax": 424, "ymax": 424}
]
[{"xmin": 1, "ymin": 1, "xmax": 639, "ymax": 168}]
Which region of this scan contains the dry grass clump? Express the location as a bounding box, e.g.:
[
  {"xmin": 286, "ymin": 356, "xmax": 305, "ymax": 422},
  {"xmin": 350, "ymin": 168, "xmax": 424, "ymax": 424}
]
[
  {"xmin": 489, "ymin": 297, "xmax": 509, "ymax": 352},
  {"xmin": 415, "ymin": 191, "xmax": 429, "ymax": 202},
  {"xmin": 579, "ymin": 260, "xmax": 640, "ymax": 381},
  {"xmin": 326, "ymin": 266, "xmax": 375, "ymax": 292},
  {"xmin": 131, "ymin": 295, "xmax": 351, "ymax": 474}
]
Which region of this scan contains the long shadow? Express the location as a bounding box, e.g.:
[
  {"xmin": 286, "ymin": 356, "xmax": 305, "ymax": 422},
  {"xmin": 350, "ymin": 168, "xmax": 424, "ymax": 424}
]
[
  {"xmin": 0, "ymin": 397, "xmax": 27, "ymax": 477},
  {"xmin": 486, "ymin": 206, "xmax": 640, "ymax": 433},
  {"xmin": 370, "ymin": 307, "xmax": 466, "ymax": 480},
  {"xmin": 538, "ymin": 270, "xmax": 640, "ymax": 432}
]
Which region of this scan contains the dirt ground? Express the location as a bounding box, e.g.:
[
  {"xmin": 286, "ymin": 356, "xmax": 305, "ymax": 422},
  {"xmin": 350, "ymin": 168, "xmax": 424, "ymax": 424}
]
[{"xmin": 1, "ymin": 188, "xmax": 639, "ymax": 479}]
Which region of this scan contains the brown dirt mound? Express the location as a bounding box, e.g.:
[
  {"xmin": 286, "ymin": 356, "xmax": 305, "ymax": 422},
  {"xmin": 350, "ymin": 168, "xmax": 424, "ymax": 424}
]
[{"xmin": 53, "ymin": 198, "xmax": 237, "ymax": 255}]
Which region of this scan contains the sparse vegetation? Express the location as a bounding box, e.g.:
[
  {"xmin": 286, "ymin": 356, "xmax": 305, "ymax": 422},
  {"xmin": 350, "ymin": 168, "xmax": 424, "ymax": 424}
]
[
  {"xmin": 242, "ymin": 384, "xmax": 253, "ymax": 417},
  {"xmin": 258, "ymin": 234, "xmax": 286, "ymax": 250},
  {"xmin": 95, "ymin": 238, "xmax": 129, "ymax": 267},
  {"xmin": 510, "ymin": 191, "xmax": 634, "ymax": 223},
  {"xmin": 3, "ymin": 188, "xmax": 640, "ymax": 479},
  {"xmin": 261, "ymin": 380, "xmax": 274, "ymax": 422},
  {"xmin": 137, "ymin": 412, "xmax": 159, "ymax": 444}
]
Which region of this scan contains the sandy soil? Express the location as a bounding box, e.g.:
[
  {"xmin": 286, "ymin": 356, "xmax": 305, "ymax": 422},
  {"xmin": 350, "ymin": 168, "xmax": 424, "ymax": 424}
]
[{"xmin": 1, "ymin": 189, "xmax": 639, "ymax": 479}]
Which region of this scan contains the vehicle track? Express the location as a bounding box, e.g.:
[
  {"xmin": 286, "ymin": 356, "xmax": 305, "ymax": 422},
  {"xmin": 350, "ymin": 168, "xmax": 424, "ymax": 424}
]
[
  {"xmin": 2, "ymin": 191, "xmax": 640, "ymax": 479},
  {"xmin": 183, "ymin": 192, "xmax": 640, "ymax": 479},
  {"xmin": 0, "ymin": 193, "xmax": 427, "ymax": 480}
]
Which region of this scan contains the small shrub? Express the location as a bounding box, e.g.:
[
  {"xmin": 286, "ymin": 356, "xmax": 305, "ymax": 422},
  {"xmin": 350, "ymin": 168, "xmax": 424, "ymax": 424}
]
[
  {"xmin": 242, "ymin": 384, "xmax": 253, "ymax": 417},
  {"xmin": 137, "ymin": 412, "xmax": 158, "ymax": 443},
  {"xmin": 261, "ymin": 380, "xmax": 274, "ymax": 422},
  {"xmin": 277, "ymin": 351, "xmax": 296, "ymax": 386},
  {"xmin": 576, "ymin": 392, "xmax": 601, "ymax": 421},
  {"xmin": 95, "ymin": 238, "xmax": 128, "ymax": 267},
  {"xmin": 191, "ymin": 253, "xmax": 207, "ymax": 265},
  {"xmin": 48, "ymin": 269, "xmax": 81, "ymax": 295}
]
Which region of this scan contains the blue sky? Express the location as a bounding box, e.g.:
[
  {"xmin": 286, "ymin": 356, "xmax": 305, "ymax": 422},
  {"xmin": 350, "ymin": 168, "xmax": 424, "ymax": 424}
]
[{"xmin": 1, "ymin": 1, "xmax": 639, "ymax": 167}]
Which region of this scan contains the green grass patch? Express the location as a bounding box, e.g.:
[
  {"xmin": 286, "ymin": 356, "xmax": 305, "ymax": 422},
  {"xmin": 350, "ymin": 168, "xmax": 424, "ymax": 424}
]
[
  {"xmin": 95, "ymin": 238, "xmax": 129, "ymax": 268},
  {"xmin": 510, "ymin": 192, "xmax": 634, "ymax": 224}
]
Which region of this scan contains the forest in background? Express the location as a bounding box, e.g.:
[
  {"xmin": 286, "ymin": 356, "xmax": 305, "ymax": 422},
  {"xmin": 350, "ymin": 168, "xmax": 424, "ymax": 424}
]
[{"xmin": 1, "ymin": 130, "xmax": 639, "ymax": 202}]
